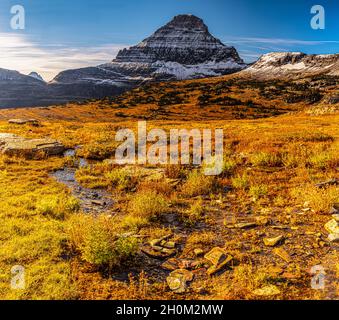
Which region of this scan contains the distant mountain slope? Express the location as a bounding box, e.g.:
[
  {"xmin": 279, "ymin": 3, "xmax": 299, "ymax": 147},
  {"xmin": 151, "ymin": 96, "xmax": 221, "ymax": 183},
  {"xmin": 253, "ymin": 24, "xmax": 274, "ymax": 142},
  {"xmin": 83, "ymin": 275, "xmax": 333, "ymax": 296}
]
[
  {"xmin": 1, "ymin": 71, "xmax": 337, "ymax": 121},
  {"xmin": 0, "ymin": 68, "xmax": 49, "ymax": 108},
  {"xmin": 241, "ymin": 52, "xmax": 339, "ymax": 79}
]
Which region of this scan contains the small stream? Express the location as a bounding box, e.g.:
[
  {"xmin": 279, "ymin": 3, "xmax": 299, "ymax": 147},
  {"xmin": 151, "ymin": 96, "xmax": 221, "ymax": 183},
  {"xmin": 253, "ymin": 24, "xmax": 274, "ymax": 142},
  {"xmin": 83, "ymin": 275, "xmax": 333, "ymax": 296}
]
[{"xmin": 51, "ymin": 149, "xmax": 115, "ymax": 214}]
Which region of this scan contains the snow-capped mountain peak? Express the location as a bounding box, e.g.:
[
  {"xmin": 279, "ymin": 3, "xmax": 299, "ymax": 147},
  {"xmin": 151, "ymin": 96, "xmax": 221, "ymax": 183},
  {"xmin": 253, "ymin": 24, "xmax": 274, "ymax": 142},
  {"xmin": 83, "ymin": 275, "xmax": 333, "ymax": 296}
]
[
  {"xmin": 28, "ymin": 72, "xmax": 45, "ymax": 82},
  {"xmin": 50, "ymin": 14, "xmax": 247, "ymax": 102},
  {"xmin": 114, "ymin": 14, "xmax": 244, "ymax": 66}
]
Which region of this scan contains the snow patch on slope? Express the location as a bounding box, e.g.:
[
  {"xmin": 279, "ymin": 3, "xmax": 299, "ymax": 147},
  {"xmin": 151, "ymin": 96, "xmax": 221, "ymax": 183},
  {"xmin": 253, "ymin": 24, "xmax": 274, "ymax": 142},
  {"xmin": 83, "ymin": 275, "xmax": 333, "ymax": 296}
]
[{"xmin": 153, "ymin": 60, "xmax": 245, "ymax": 79}]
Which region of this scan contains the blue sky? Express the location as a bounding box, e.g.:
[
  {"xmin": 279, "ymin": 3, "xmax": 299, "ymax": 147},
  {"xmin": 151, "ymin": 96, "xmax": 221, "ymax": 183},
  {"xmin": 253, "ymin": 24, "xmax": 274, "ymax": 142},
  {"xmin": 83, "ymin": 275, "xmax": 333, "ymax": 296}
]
[{"xmin": 0, "ymin": 0, "xmax": 338, "ymax": 80}]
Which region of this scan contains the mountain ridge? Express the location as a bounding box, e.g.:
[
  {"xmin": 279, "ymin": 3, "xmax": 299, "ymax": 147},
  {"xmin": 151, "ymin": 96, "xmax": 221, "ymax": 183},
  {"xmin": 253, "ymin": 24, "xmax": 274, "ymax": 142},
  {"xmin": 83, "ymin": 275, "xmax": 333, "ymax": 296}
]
[
  {"xmin": 241, "ymin": 52, "xmax": 339, "ymax": 79},
  {"xmin": 0, "ymin": 14, "xmax": 338, "ymax": 108}
]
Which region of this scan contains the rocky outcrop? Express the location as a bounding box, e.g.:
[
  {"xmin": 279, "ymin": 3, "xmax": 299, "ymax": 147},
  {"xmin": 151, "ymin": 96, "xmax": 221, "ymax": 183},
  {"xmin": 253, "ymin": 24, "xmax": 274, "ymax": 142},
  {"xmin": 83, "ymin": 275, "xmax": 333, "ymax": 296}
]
[
  {"xmin": 0, "ymin": 133, "xmax": 65, "ymax": 158},
  {"xmin": 114, "ymin": 14, "xmax": 244, "ymax": 66}
]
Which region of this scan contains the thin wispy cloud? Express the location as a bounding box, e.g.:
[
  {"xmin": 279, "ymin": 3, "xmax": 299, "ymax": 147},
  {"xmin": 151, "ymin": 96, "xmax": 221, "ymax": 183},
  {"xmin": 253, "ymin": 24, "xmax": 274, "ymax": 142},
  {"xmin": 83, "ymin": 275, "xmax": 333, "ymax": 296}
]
[
  {"xmin": 0, "ymin": 33, "xmax": 127, "ymax": 81},
  {"xmin": 221, "ymin": 36, "xmax": 339, "ymax": 62},
  {"xmin": 222, "ymin": 37, "xmax": 339, "ymax": 46}
]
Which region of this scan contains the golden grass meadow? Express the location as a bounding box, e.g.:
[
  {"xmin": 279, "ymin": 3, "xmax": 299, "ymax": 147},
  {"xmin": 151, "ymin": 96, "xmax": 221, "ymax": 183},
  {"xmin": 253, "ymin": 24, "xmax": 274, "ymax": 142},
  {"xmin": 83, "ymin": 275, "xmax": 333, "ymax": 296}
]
[{"xmin": 0, "ymin": 74, "xmax": 338, "ymax": 300}]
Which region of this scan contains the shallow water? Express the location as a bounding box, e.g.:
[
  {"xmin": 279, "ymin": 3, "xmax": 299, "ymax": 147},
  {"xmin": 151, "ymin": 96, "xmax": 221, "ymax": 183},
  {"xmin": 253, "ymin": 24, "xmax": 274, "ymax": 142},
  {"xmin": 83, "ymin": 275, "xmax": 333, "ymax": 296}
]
[{"xmin": 51, "ymin": 149, "xmax": 114, "ymax": 214}]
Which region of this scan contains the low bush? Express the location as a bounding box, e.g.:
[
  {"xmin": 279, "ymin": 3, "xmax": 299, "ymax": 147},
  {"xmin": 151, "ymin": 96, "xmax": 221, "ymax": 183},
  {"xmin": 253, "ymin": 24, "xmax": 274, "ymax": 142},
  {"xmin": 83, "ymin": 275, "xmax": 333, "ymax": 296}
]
[{"xmin": 130, "ymin": 191, "xmax": 169, "ymax": 220}]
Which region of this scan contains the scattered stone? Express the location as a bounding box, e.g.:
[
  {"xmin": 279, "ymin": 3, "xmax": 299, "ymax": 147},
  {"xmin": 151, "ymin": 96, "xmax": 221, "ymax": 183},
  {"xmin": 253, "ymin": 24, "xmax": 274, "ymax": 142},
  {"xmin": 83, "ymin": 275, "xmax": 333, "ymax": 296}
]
[
  {"xmin": 143, "ymin": 234, "xmax": 177, "ymax": 259},
  {"xmin": 149, "ymin": 239, "xmax": 162, "ymax": 247},
  {"xmin": 253, "ymin": 285, "xmax": 281, "ymax": 297},
  {"xmin": 161, "ymin": 258, "xmax": 181, "ymax": 271},
  {"xmin": 264, "ymin": 235, "xmax": 284, "ymax": 247},
  {"xmin": 204, "ymin": 247, "xmax": 233, "ymax": 276},
  {"xmin": 272, "ymin": 225, "xmax": 289, "ymax": 230},
  {"xmin": 166, "ymin": 269, "xmax": 194, "ymax": 294},
  {"xmin": 91, "ymin": 200, "xmax": 106, "ymax": 206},
  {"xmin": 8, "ymin": 119, "xmax": 40, "ymax": 126},
  {"xmin": 194, "ymin": 248, "xmax": 204, "ymax": 257},
  {"xmin": 273, "ymin": 248, "xmax": 291, "ymax": 263},
  {"xmin": 235, "ymin": 222, "xmax": 257, "ymax": 229},
  {"xmin": 207, "ymin": 255, "xmax": 233, "ymax": 276},
  {"xmin": 162, "ymin": 248, "xmax": 176, "ymax": 255},
  {"xmin": 315, "ymin": 178, "xmax": 339, "ymax": 189},
  {"xmin": 332, "ymin": 214, "xmax": 339, "ymax": 222},
  {"xmin": 324, "ymin": 219, "xmax": 339, "ymax": 234},
  {"xmin": 330, "ymin": 207, "xmax": 339, "ymax": 215},
  {"xmin": 256, "ymin": 216, "xmax": 270, "ymax": 226},
  {"xmin": 0, "ymin": 133, "xmax": 64, "ymax": 158},
  {"xmin": 161, "ymin": 240, "xmax": 176, "ymax": 249},
  {"xmin": 204, "ymin": 247, "xmax": 227, "ymax": 265},
  {"xmin": 328, "ymin": 233, "xmax": 339, "ymax": 243},
  {"xmin": 141, "ymin": 245, "xmax": 176, "ymax": 259}
]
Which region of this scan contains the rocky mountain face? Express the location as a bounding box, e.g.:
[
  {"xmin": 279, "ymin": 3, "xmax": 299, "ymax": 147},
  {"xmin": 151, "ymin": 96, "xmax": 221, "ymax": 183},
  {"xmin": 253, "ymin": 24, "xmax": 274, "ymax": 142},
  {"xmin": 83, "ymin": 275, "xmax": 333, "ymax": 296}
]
[
  {"xmin": 48, "ymin": 15, "xmax": 246, "ymax": 103},
  {"xmin": 114, "ymin": 14, "xmax": 244, "ymax": 66},
  {"xmin": 242, "ymin": 52, "xmax": 339, "ymax": 79}
]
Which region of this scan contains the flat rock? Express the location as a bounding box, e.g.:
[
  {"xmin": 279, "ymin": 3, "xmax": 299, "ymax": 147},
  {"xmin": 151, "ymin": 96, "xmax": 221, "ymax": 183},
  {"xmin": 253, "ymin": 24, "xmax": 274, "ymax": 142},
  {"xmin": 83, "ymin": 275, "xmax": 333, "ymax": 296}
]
[
  {"xmin": 325, "ymin": 219, "xmax": 339, "ymax": 234},
  {"xmin": 273, "ymin": 248, "xmax": 291, "ymax": 263},
  {"xmin": 160, "ymin": 240, "xmax": 176, "ymax": 249},
  {"xmin": 166, "ymin": 269, "xmax": 194, "ymax": 294},
  {"xmin": 0, "ymin": 133, "xmax": 64, "ymax": 158},
  {"xmin": 264, "ymin": 235, "xmax": 284, "ymax": 247},
  {"xmin": 253, "ymin": 285, "xmax": 281, "ymax": 297},
  {"xmin": 207, "ymin": 255, "xmax": 233, "ymax": 276},
  {"xmin": 194, "ymin": 248, "xmax": 204, "ymax": 257},
  {"xmin": 330, "ymin": 207, "xmax": 339, "ymax": 215},
  {"xmin": 141, "ymin": 245, "xmax": 176, "ymax": 259},
  {"xmin": 328, "ymin": 233, "xmax": 339, "ymax": 243},
  {"xmin": 235, "ymin": 222, "xmax": 257, "ymax": 229},
  {"xmin": 161, "ymin": 258, "xmax": 181, "ymax": 271},
  {"xmin": 204, "ymin": 247, "xmax": 227, "ymax": 265},
  {"xmin": 256, "ymin": 216, "xmax": 270, "ymax": 226}
]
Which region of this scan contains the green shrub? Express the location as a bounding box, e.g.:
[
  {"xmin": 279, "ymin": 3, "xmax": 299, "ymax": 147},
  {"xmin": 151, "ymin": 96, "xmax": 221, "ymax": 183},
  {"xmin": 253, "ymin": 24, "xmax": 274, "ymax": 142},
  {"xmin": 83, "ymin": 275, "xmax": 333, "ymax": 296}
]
[
  {"xmin": 307, "ymin": 152, "xmax": 331, "ymax": 169},
  {"xmin": 231, "ymin": 174, "xmax": 249, "ymax": 190},
  {"xmin": 184, "ymin": 198, "xmax": 205, "ymax": 225},
  {"xmin": 105, "ymin": 168, "xmax": 131, "ymax": 190},
  {"xmin": 36, "ymin": 194, "xmax": 80, "ymax": 220},
  {"xmin": 80, "ymin": 217, "xmax": 139, "ymax": 267},
  {"xmin": 249, "ymin": 184, "xmax": 268, "ymax": 200},
  {"xmin": 250, "ymin": 152, "xmax": 283, "ymax": 167},
  {"xmin": 182, "ymin": 170, "xmax": 214, "ymax": 197},
  {"xmin": 81, "ymin": 221, "xmax": 114, "ymax": 266},
  {"xmin": 130, "ymin": 191, "xmax": 169, "ymax": 220}
]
